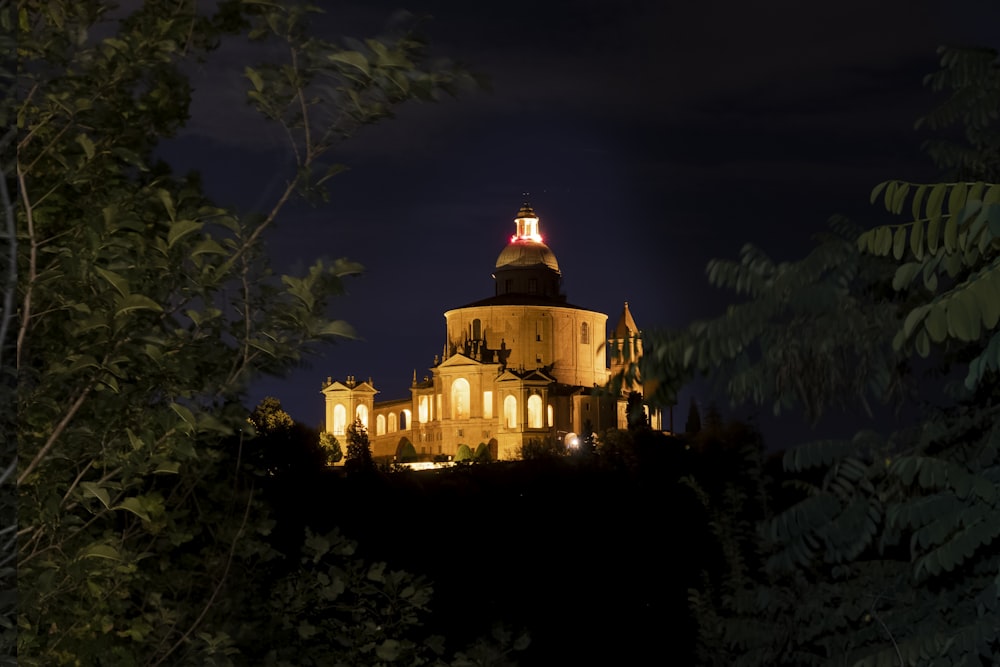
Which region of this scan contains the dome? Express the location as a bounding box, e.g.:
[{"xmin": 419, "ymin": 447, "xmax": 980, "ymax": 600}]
[{"xmin": 495, "ymin": 240, "xmax": 560, "ymax": 273}]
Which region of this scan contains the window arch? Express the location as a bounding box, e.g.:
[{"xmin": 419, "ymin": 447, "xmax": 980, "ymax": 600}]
[
  {"xmin": 527, "ymin": 394, "xmax": 543, "ymax": 428},
  {"xmin": 503, "ymin": 395, "xmax": 517, "ymax": 428},
  {"xmin": 356, "ymin": 404, "xmax": 368, "ymax": 428},
  {"xmin": 400, "ymin": 409, "xmax": 411, "ymax": 430},
  {"xmin": 389, "ymin": 412, "xmax": 398, "ymax": 432},
  {"xmin": 418, "ymin": 396, "xmax": 429, "ymax": 423},
  {"xmin": 376, "ymin": 414, "xmax": 386, "ymax": 436},
  {"xmin": 581, "ymin": 321, "xmax": 589, "ymax": 344},
  {"xmin": 451, "ymin": 378, "xmax": 470, "ymax": 419},
  {"xmin": 333, "ymin": 404, "xmax": 347, "ymax": 436},
  {"xmin": 547, "ymin": 404, "xmax": 554, "ymax": 427}
]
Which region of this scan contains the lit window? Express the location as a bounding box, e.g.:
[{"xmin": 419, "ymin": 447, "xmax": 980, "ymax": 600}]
[
  {"xmin": 389, "ymin": 412, "xmax": 398, "ymax": 433},
  {"xmin": 452, "ymin": 378, "xmax": 470, "ymax": 419},
  {"xmin": 418, "ymin": 396, "xmax": 429, "ymax": 423},
  {"xmin": 333, "ymin": 404, "xmax": 347, "ymax": 436},
  {"xmin": 483, "ymin": 391, "xmax": 493, "ymax": 419},
  {"xmin": 547, "ymin": 404, "xmax": 554, "ymax": 427},
  {"xmin": 527, "ymin": 394, "xmax": 543, "ymax": 428},
  {"xmin": 376, "ymin": 414, "xmax": 386, "ymax": 436},
  {"xmin": 356, "ymin": 404, "xmax": 368, "ymax": 428},
  {"xmin": 504, "ymin": 395, "xmax": 517, "ymax": 428},
  {"xmin": 400, "ymin": 409, "xmax": 410, "ymax": 430}
]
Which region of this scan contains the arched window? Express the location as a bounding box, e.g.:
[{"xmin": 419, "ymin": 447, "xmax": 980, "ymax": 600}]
[
  {"xmin": 333, "ymin": 404, "xmax": 347, "ymax": 436},
  {"xmin": 356, "ymin": 404, "xmax": 368, "ymax": 428},
  {"xmin": 547, "ymin": 404, "xmax": 554, "ymax": 427},
  {"xmin": 418, "ymin": 396, "xmax": 429, "ymax": 423},
  {"xmin": 451, "ymin": 378, "xmax": 470, "ymax": 419},
  {"xmin": 527, "ymin": 394, "xmax": 543, "ymax": 428},
  {"xmin": 388, "ymin": 412, "xmax": 398, "ymax": 433},
  {"xmin": 401, "ymin": 409, "xmax": 411, "ymax": 430},
  {"xmin": 504, "ymin": 395, "xmax": 517, "ymax": 428},
  {"xmin": 581, "ymin": 322, "xmax": 589, "ymax": 344},
  {"xmin": 376, "ymin": 414, "xmax": 386, "ymax": 436}
]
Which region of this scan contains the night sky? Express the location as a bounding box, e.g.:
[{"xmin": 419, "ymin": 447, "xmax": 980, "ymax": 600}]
[{"xmin": 157, "ymin": 0, "xmax": 999, "ymax": 445}]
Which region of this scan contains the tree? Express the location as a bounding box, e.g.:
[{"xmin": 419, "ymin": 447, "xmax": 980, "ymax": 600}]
[
  {"xmin": 0, "ymin": 0, "xmax": 14, "ymax": 655},
  {"xmin": 473, "ymin": 442, "xmax": 491, "ymax": 462},
  {"xmin": 14, "ymin": 1, "xmax": 486, "ymax": 663},
  {"xmin": 345, "ymin": 418, "xmax": 373, "ymax": 472},
  {"xmin": 625, "ymin": 390, "xmax": 648, "ymax": 431},
  {"xmin": 577, "ymin": 418, "xmax": 597, "ymax": 458},
  {"xmin": 249, "ymin": 396, "xmax": 295, "ymax": 435},
  {"xmin": 637, "ymin": 46, "xmax": 1000, "ymax": 666},
  {"xmin": 685, "ymin": 398, "xmax": 702, "ymax": 435},
  {"xmin": 319, "ymin": 430, "xmax": 343, "ymax": 464},
  {"xmin": 455, "ymin": 443, "xmax": 473, "ymax": 462}
]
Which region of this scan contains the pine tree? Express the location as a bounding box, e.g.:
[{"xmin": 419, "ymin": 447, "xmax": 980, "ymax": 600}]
[
  {"xmin": 685, "ymin": 398, "xmax": 702, "ymax": 434},
  {"xmin": 345, "ymin": 418, "xmax": 373, "ymax": 471}
]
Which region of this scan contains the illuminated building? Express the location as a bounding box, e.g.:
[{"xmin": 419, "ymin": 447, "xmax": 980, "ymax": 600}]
[{"xmin": 321, "ymin": 203, "xmax": 659, "ymax": 461}]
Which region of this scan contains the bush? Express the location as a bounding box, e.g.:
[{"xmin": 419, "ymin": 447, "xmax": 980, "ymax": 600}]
[
  {"xmin": 474, "ymin": 442, "xmax": 491, "ymax": 462},
  {"xmin": 455, "ymin": 444, "xmax": 473, "ymax": 462},
  {"xmin": 397, "ymin": 439, "xmax": 418, "ymax": 462},
  {"xmin": 519, "ymin": 438, "xmax": 565, "ymax": 460}
]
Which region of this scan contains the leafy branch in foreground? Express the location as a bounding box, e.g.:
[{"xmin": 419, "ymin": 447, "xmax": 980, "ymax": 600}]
[
  {"xmin": 14, "ymin": 1, "xmax": 495, "ymax": 664},
  {"xmin": 645, "ymin": 46, "xmax": 1000, "ymax": 666}
]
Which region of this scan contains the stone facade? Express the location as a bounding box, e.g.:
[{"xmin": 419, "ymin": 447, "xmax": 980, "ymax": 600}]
[{"xmin": 321, "ymin": 203, "xmax": 655, "ymax": 461}]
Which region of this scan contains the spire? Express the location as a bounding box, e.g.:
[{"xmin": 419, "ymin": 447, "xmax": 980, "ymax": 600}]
[
  {"xmin": 512, "ymin": 198, "xmax": 542, "ymax": 243},
  {"xmin": 612, "ymin": 301, "xmax": 639, "ymax": 339}
]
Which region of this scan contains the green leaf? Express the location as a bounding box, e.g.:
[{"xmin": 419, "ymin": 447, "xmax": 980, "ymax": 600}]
[
  {"xmin": 153, "ymin": 461, "xmax": 181, "ymax": 474},
  {"xmin": 910, "ymin": 219, "xmax": 924, "ymax": 259},
  {"xmin": 915, "ymin": 329, "xmax": 930, "ymax": 357},
  {"xmin": 986, "ymin": 202, "xmax": 1000, "ymax": 238},
  {"xmin": 75, "ymin": 133, "xmax": 95, "ymax": 160},
  {"xmin": 927, "ymin": 217, "xmax": 940, "ymax": 254},
  {"xmin": 80, "ymin": 482, "xmax": 111, "ymax": 509},
  {"xmin": 157, "ymin": 188, "xmax": 176, "ymax": 222},
  {"xmin": 244, "ymin": 66, "xmax": 264, "ymax": 92},
  {"xmin": 948, "ymin": 181, "xmax": 968, "ymax": 219},
  {"xmin": 328, "ymin": 50, "xmax": 370, "ymax": 76},
  {"xmin": 94, "ymin": 267, "xmax": 130, "ymax": 297},
  {"xmin": 170, "ymin": 403, "xmax": 197, "ymax": 431},
  {"xmin": 979, "ymin": 273, "xmax": 1000, "ymax": 329},
  {"xmin": 925, "ymin": 303, "xmax": 948, "ymax": 342},
  {"xmin": 926, "ymin": 182, "xmax": 946, "ymax": 221},
  {"xmin": 167, "ymin": 219, "xmax": 202, "ymax": 249},
  {"xmin": 318, "ymin": 320, "xmax": 357, "ymax": 339},
  {"xmin": 876, "ymin": 227, "xmax": 892, "ymax": 256},
  {"xmin": 902, "ymin": 305, "xmax": 928, "ymax": 338},
  {"xmin": 911, "ymin": 184, "xmax": 927, "ymax": 220},
  {"xmin": 944, "ymin": 215, "xmax": 958, "ymax": 253},
  {"xmin": 116, "ymin": 294, "xmax": 163, "ymax": 316},
  {"xmin": 190, "ymin": 238, "xmax": 226, "ymax": 256},
  {"xmin": 80, "ymin": 544, "xmax": 122, "ymax": 561},
  {"xmin": 113, "ymin": 497, "xmax": 151, "ymax": 522},
  {"xmin": 946, "ymin": 295, "xmax": 978, "ymax": 342},
  {"xmin": 892, "ymin": 227, "xmax": 906, "ymax": 259},
  {"xmin": 375, "ymin": 639, "xmax": 401, "ymax": 662}
]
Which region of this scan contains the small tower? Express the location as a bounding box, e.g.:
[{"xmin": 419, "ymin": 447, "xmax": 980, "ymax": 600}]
[{"xmin": 609, "ymin": 301, "xmax": 643, "ymax": 394}]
